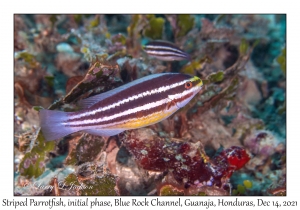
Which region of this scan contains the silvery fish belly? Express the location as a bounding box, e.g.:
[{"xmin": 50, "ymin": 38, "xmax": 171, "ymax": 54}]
[{"xmin": 39, "ymin": 73, "xmax": 203, "ymax": 141}]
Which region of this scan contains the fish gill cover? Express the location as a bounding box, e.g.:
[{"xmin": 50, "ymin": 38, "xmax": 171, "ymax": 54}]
[{"xmin": 14, "ymin": 14, "xmax": 286, "ymax": 196}]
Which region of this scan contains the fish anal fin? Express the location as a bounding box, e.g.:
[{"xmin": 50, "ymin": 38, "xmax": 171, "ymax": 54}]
[{"xmin": 83, "ymin": 129, "xmax": 124, "ymax": 137}]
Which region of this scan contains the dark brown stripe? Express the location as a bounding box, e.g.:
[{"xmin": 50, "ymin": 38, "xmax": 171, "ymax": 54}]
[
  {"xmin": 65, "ymin": 84, "xmax": 186, "ymax": 124},
  {"xmin": 173, "ymin": 92, "xmax": 193, "ymax": 105},
  {"xmin": 65, "ymin": 74, "xmax": 192, "ymax": 123},
  {"xmin": 66, "ymin": 92, "xmax": 193, "ymax": 128},
  {"xmin": 145, "ymin": 41, "xmax": 183, "ymax": 51},
  {"xmin": 66, "ymin": 103, "xmax": 165, "ymax": 127},
  {"xmin": 144, "ymin": 46, "xmax": 186, "ymax": 54},
  {"xmin": 146, "ymin": 51, "xmax": 189, "ymax": 59}
]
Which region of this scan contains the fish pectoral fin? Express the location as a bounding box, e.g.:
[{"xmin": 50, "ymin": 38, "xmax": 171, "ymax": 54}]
[
  {"xmin": 83, "ymin": 129, "xmax": 124, "ymax": 137},
  {"xmin": 166, "ymin": 97, "xmax": 178, "ymax": 110},
  {"xmin": 166, "ymin": 100, "xmax": 175, "ymax": 110}
]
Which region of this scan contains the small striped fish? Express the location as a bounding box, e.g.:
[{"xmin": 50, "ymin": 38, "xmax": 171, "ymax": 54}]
[
  {"xmin": 143, "ymin": 40, "xmax": 191, "ymax": 61},
  {"xmin": 39, "ymin": 73, "xmax": 203, "ymax": 141}
]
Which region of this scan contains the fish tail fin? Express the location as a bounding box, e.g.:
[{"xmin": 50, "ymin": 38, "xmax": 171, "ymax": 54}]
[
  {"xmin": 39, "ymin": 109, "xmax": 77, "ymax": 141},
  {"xmin": 186, "ymin": 53, "xmax": 192, "ymax": 61}
]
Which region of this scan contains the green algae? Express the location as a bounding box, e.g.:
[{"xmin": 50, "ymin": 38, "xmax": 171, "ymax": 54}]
[
  {"xmin": 112, "ymin": 33, "xmax": 127, "ymax": 45},
  {"xmin": 81, "ymin": 175, "xmax": 117, "ymax": 196},
  {"xmin": 243, "ymin": 180, "xmax": 253, "ymax": 189},
  {"xmin": 232, "ymin": 179, "xmax": 255, "ymax": 195},
  {"xmin": 15, "ymin": 51, "xmax": 39, "ymax": 68},
  {"xmin": 143, "ymin": 17, "xmax": 165, "ymax": 40},
  {"xmin": 64, "ymin": 173, "xmax": 80, "ymax": 186},
  {"xmin": 181, "ymin": 61, "xmax": 203, "ymax": 75},
  {"xmin": 278, "ymin": 100, "xmax": 286, "ymax": 114},
  {"xmin": 32, "ymin": 106, "xmax": 44, "ymax": 112},
  {"xmin": 224, "ymin": 77, "xmax": 239, "ymax": 95},
  {"xmin": 16, "ymin": 52, "xmax": 35, "ymax": 63},
  {"xmin": 232, "ymin": 184, "xmax": 246, "ymax": 195},
  {"xmin": 276, "ymin": 47, "xmax": 286, "ymax": 75},
  {"xmin": 49, "ymin": 15, "xmax": 58, "ymax": 29},
  {"xmin": 127, "ymin": 14, "xmax": 141, "ymax": 38},
  {"xmin": 44, "ymin": 75, "xmax": 54, "ymax": 88},
  {"xmin": 145, "ymin": 14, "xmax": 155, "ymax": 20},
  {"xmin": 159, "ymin": 184, "xmax": 185, "ymax": 196},
  {"xmin": 239, "ymin": 38, "xmax": 249, "ymax": 55},
  {"xmin": 19, "ymin": 130, "xmax": 55, "ymax": 178},
  {"xmin": 176, "ymin": 15, "xmax": 194, "ymax": 38},
  {"xmin": 232, "ymin": 181, "xmax": 252, "ymax": 195},
  {"xmin": 181, "ymin": 56, "xmax": 212, "ymax": 75},
  {"xmin": 74, "ymin": 14, "xmax": 83, "ymax": 25},
  {"xmin": 81, "ymin": 46, "xmax": 108, "ymax": 63},
  {"xmin": 206, "ymin": 71, "xmax": 224, "ymax": 84},
  {"xmin": 64, "ymin": 173, "xmax": 117, "ymax": 195},
  {"xmin": 89, "ymin": 16, "xmax": 100, "ymax": 29}
]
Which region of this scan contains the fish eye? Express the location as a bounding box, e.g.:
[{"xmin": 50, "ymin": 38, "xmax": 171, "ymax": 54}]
[{"xmin": 185, "ymin": 81, "xmax": 193, "ymax": 89}]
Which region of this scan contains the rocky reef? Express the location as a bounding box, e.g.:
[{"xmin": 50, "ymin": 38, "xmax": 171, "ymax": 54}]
[{"xmin": 14, "ymin": 14, "xmax": 286, "ymax": 196}]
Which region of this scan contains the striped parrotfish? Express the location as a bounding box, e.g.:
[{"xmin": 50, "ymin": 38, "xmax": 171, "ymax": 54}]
[
  {"xmin": 39, "ymin": 73, "xmax": 203, "ymax": 141},
  {"xmin": 143, "ymin": 40, "xmax": 191, "ymax": 61}
]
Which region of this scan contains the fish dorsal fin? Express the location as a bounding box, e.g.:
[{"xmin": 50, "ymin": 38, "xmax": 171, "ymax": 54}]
[
  {"xmin": 78, "ymin": 73, "xmax": 166, "ymax": 109},
  {"xmin": 78, "ymin": 89, "xmax": 119, "ymax": 109}
]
